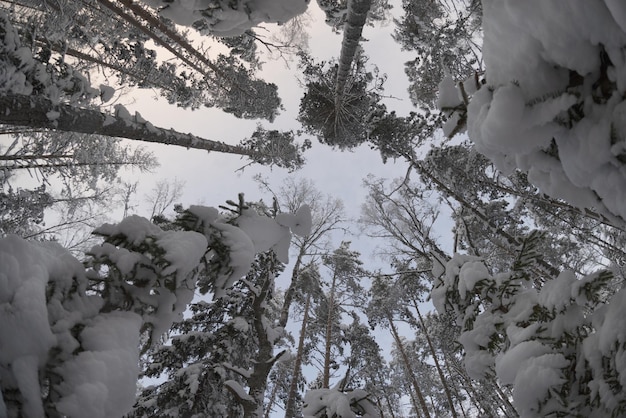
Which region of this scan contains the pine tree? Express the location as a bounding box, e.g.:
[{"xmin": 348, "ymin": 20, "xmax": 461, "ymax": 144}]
[
  {"xmin": 298, "ymin": 52, "xmax": 385, "ymax": 149},
  {"xmin": 432, "ymin": 230, "xmax": 626, "ymax": 416},
  {"xmin": 131, "ymin": 198, "xmax": 313, "ymax": 418},
  {"xmin": 6, "ymin": 0, "xmax": 282, "ymax": 119},
  {"xmin": 393, "ymin": 0, "xmax": 482, "ymax": 108},
  {"xmin": 1, "ymin": 130, "xmax": 157, "ymax": 188},
  {"xmin": 0, "ymin": 185, "xmax": 52, "ymax": 235},
  {"xmin": 0, "ymin": 194, "xmax": 311, "ymax": 417}
]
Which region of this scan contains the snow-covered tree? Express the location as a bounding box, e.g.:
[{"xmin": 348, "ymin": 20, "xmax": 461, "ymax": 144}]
[
  {"xmin": 129, "ymin": 197, "xmax": 313, "ymax": 418},
  {"xmin": 296, "ymin": 0, "xmax": 397, "ymax": 152},
  {"xmin": 1, "ymin": 130, "xmax": 157, "ymax": 190},
  {"xmin": 360, "ymin": 175, "xmax": 447, "ymax": 265},
  {"xmin": 133, "ymin": 250, "xmax": 287, "ymax": 418},
  {"xmin": 394, "ymin": 0, "xmax": 482, "ymax": 108},
  {"xmin": 433, "ymin": 230, "xmax": 626, "ymax": 416},
  {"xmin": 422, "ymin": 143, "xmax": 626, "ymax": 275},
  {"xmin": 252, "ymin": 177, "xmax": 346, "ymax": 417},
  {"xmin": 0, "ymin": 185, "xmax": 52, "ymax": 235},
  {"xmin": 317, "ymin": 242, "xmax": 368, "ymax": 389},
  {"xmin": 298, "ymin": 52, "xmax": 385, "ymax": 149},
  {"xmin": 283, "ymin": 263, "xmax": 325, "ymax": 418},
  {"xmin": 140, "ymin": 0, "xmax": 308, "ymax": 37},
  {"xmin": 0, "ymin": 2, "xmax": 312, "ymax": 176},
  {"xmin": 301, "ymin": 386, "xmax": 380, "ymax": 418},
  {"xmin": 440, "ymin": 1, "xmax": 626, "ymax": 224},
  {"xmin": 0, "ymin": 195, "xmax": 312, "ymax": 417},
  {"xmin": 5, "ymin": 0, "xmax": 282, "ymax": 119},
  {"xmin": 367, "ymin": 274, "xmax": 432, "ymax": 418}
]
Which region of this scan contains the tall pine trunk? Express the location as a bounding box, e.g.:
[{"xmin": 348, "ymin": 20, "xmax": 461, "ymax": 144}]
[
  {"xmin": 322, "ymin": 270, "xmax": 338, "ymax": 388},
  {"xmin": 278, "ymin": 245, "xmax": 307, "ymax": 329},
  {"xmin": 411, "ymin": 299, "xmax": 458, "ymax": 417},
  {"xmin": 284, "ymin": 291, "xmax": 311, "ymax": 418},
  {"xmin": 386, "ymin": 311, "xmax": 431, "ymax": 418},
  {"xmin": 0, "ymin": 94, "xmax": 255, "ymax": 157},
  {"xmin": 335, "ymin": 0, "xmax": 372, "ymax": 106}
]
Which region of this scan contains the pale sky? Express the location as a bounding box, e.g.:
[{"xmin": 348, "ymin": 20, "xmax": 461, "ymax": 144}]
[{"xmin": 119, "ymin": 0, "xmax": 417, "ymax": 238}]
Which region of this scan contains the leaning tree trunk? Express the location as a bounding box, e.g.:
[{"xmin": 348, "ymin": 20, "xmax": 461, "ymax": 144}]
[
  {"xmin": 334, "ymin": 0, "xmax": 372, "ymax": 106},
  {"xmin": 278, "ymin": 245, "xmax": 307, "ymax": 329},
  {"xmin": 412, "ymin": 161, "xmax": 561, "ymax": 278},
  {"xmin": 411, "ymin": 299, "xmax": 458, "ymax": 418},
  {"xmin": 322, "ymin": 271, "xmax": 338, "ymax": 389},
  {"xmin": 0, "ymin": 94, "xmax": 255, "ymax": 157},
  {"xmin": 284, "ymin": 291, "xmax": 312, "ymax": 418},
  {"xmin": 386, "ymin": 311, "xmax": 431, "ymax": 418}
]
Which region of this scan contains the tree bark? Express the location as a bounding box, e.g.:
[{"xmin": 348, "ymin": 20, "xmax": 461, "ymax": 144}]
[
  {"xmin": 241, "ymin": 262, "xmax": 284, "ymax": 418},
  {"xmin": 113, "ymin": 0, "xmax": 220, "ymax": 75},
  {"xmin": 278, "ymin": 245, "xmax": 307, "ymax": 329},
  {"xmin": 94, "ymin": 0, "xmax": 210, "ymax": 77},
  {"xmin": 411, "ymin": 300, "xmax": 458, "ymax": 418},
  {"xmin": 0, "ymin": 94, "xmax": 255, "ymax": 157},
  {"xmin": 322, "ymin": 270, "xmax": 338, "ymax": 389},
  {"xmin": 386, "ymin": 311, "xmax": 431, "ymax": 418},
  {"xmin": 335, "ymin": 0, "xmax": 372, "ymax": 105},
  {"xmin": 284, "ymin": 291, "xmax": 311, "ymax": 418}
]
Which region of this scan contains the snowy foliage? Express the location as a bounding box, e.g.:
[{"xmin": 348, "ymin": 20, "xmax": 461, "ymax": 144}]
[
  {"xmin": 433, "ymin": 231, "xmax": 626, "ymax": 417},
  {"xmin": 0, "ymin": 199, "xmax": 311, "ymax": 417},
  {"xmin": 298, "ymin": 53, "xmax": 386, "ymax": 149},
  {"xmin": 441, "ymin": 0, "xmax": 626, "ymax": 223},
  {"xmin": 141, "ymin": 0, "xmax": 308, "ymax": 37},
  {"xmin": 131, "ymin": 196, "xmax": 313, "ymax": 417},
  {"xmin": 303, "ymin": 387, "xmax": 379, "ymax": 418},
  {"xmin": 0, "ymin": 2, "xmax": 283, "ymax": 121},
  {"xmin": 395, "ymin": 0, "xmax": 482, "ymax": 108},
  {"xmin": 0, "ymin": 236, "xmax": 138, "ymax": 417},
  {"xmin": 0, "ymin": 11, "xmax": 100, "ymax": 105}
]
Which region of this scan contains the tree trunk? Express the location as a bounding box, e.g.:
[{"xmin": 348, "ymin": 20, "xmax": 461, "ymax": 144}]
[
  {"xmin": 278, "ymin": 245, "xmax": 307, "ymax": 329},
  {"xmin": 335, "ymin": 0, "xmax": 372, "ymax": 106},
  {"xmin": 0, "ymin": 93, "xmax": 255, "ymax": 157},
  {"xmin": 95, "ymin": 0, "xmax": 254, "ymax": 100},
  {"xmin": 94, "ymin": 0, "xmax": 210, "ymax": 77},
  {"xmin": 380, "ymin": 387, "xmax": 398, "ymax": 418},
  {"xmin": 3, "ymin": 161, "xmax": 143, "ymax": 170},
  {"xmin": 441, "ymin": 357, "xmax": 468, "ymax": 418},
  {"xmin": 322, "ymin": 270, "xmax": 338, "ymax": 388},
  {"xmin": 386, "ymin": 311, "xmax": 431, "ymax": 418},
  {"xmin": 493, "ymin": 381, "xmax": 519, "ymax": 418},
  {"xmin": 284, "ymin": 291, "xmax": 311, "ymax": 418},
  {"xmin": 448, "ymin": 354, "xmax": 497, "ymax": 417},
  {"xmin": 114, "ymin": 0, "xmax": 220, "ymax": 75},
  {"xmin": 238, "ymin": 262, "xmax": 284, "ymax": 418},
  {"xmin": 0, "ymin": 154, "xmax": 73, "ymax": 161},
  {"xmin": 263, "ymin": 379, "xmax": 280, "ymax": 418},
  {"xmin": 411, "ymin": 300, "xmax": 458, "ymax": 418}
]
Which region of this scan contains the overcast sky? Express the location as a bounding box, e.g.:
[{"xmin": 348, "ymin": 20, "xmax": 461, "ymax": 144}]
[{"xmin": 118, "ymin": 0, "xmax": 424, "ymax": 243}]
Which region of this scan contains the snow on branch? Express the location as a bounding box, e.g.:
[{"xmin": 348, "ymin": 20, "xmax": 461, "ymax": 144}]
[
  {"xmin": 439, "ymin": 2, "xmax": 626, "ymax": 224},
  {"xmin": 0, "ymin": 197, "xmax": 311, "ymax": 416}
]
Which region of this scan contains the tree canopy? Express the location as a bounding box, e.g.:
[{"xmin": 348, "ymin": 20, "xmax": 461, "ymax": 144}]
[{"xmin": 3, "ymin": 1, "xmax": 626, "ymax": 417}]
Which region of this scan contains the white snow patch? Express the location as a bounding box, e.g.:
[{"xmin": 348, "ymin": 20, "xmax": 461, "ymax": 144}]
[
  {"xmin": 237, "ymin": 209, "xmax": 292, "ymax": 263},
  {"xmin": 46, "ymin": 110, "xmax": 60, "ymax": 121}
]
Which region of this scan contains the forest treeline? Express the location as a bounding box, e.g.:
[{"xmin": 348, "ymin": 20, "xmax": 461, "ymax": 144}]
[{"xmin": 1, "ymin": 0, "xmax": 626, "ymax": 417}]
